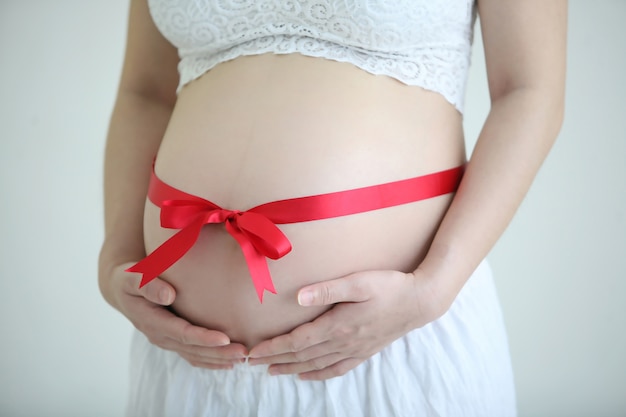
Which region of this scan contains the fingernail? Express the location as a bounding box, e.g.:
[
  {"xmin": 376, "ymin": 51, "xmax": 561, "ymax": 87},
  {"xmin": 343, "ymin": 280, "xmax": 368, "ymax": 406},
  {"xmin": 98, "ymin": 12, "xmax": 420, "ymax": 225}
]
[
  {"xmin": 268, "ymin": 367, "xmax": 279, "ymax": 376},
  {"xmin": 298, "ymin": 290, "xmax": 314, "ymax": 306},
  {"xmin": 159, "ymin": 289, "xmax": 173, "ymax": 305}
]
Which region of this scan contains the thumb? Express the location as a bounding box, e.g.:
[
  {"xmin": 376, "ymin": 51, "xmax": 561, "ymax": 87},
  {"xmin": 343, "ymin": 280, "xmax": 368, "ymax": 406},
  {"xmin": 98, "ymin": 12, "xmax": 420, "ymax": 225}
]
[
  {"xmin": 297, "ymin": 274, "xmax": 371, "ymax": 306},
  {"xmin": 123, "ymin": 266, "xmax": 177, "ymax": 306},
  {"xmin": 138, "ymin": 277, "xmax": 177, "ymax": 306}
]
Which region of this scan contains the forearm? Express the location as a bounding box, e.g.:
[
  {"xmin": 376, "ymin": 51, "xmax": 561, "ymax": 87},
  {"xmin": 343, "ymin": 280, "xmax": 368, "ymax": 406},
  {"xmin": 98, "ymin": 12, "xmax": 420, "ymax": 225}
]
[
  {"xmin": 99, "ymin": 90, "xmax": 174, "ymax": 306},
  {"xmin": 418, "ymin": 87, "xmax": 564, "ymax": 310}
]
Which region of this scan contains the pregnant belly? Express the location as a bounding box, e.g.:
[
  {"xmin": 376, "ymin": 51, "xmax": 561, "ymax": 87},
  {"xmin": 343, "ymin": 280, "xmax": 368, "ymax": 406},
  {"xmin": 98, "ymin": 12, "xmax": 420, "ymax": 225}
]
[{"xmin": 143, "ymin": 54, "xmax": 466, "ymax": 348}]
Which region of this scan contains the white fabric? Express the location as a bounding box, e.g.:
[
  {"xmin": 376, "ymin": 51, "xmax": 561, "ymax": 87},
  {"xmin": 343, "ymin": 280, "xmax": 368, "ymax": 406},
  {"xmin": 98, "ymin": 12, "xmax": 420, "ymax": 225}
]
[
  {"xmin": 147, "ymin": 0, "xmax": 477, "ymax": 113},
  {"xmin": 126, "ymin": 260, "xmax": 516, "ymax": 417}
]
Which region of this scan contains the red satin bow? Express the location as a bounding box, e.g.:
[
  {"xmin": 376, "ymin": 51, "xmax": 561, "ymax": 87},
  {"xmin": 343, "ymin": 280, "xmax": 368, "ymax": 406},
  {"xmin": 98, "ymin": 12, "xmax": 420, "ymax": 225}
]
[
  {"xmin": 127, "ymin": 164, "xmax": 465, "ymax": 302},
  {"xmin": 126, "ymin": 198, "xmax": 292, "ymax": 301}
]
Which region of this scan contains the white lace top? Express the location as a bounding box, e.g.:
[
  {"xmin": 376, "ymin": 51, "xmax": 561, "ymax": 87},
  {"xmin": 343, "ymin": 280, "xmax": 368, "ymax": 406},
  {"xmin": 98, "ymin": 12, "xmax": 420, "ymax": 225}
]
[{"xmin": 148, "ymin": 0, "xmax": 477, "ymax": 113}]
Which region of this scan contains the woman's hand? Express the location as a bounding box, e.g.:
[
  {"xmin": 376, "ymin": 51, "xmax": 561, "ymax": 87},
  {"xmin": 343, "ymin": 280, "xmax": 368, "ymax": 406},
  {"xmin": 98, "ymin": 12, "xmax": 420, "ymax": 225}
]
[
  {"xmin": 102, "ymin": 262, "xmax": 249, "ymax": 369},
  {"xmin": 248, "ymin": 269, "xmax": 444, "ymax": 380}
]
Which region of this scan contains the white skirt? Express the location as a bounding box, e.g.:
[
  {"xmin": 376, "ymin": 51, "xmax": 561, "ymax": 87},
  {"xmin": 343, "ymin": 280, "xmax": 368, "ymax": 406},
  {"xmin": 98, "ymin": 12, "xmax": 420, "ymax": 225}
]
[{"xmin": 126, "ymin": 260, "xmax": 516, "ymax": 417}]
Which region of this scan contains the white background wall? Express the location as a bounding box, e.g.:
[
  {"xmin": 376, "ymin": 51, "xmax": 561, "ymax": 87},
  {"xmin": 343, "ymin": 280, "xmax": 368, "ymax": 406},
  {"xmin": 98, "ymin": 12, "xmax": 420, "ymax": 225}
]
[{"xmin": 0, "ymin": 1, "xmax": 624, "ymax": 416}]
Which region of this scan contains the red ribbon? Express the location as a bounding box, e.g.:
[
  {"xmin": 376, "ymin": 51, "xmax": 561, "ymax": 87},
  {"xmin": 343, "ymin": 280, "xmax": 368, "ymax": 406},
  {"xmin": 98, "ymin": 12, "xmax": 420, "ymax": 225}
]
[{"xmin": 126, "ymin": 164, "xmax": 465, "ymax": 302}]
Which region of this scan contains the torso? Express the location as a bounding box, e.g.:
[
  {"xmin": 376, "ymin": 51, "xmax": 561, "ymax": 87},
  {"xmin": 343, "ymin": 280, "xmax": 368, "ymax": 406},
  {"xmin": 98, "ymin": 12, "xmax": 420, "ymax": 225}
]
[{"xmin": 144, "ymin": 53, "xmax": 466, "ymax": 347}]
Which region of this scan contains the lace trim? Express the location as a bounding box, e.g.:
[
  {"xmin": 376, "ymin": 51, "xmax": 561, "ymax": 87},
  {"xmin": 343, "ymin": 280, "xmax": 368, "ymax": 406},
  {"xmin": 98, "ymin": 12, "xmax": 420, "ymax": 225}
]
[{"xmin": 149, "ymin": 0, "xmax": 477, "ymax": 112}]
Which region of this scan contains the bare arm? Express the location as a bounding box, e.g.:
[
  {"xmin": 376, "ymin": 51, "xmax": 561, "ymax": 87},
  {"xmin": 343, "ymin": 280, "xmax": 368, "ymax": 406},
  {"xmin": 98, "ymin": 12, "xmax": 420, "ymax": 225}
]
[
  {"xmin": 99, "ymin": 0, "xmax": 247, "ymax": 367},
  {"xmin": 99, "ymin": 0, "xmax": 178, "ymax": 295},
  {"xmin": 419, "ymin": 0, "xmax": 567, "ymax": 312},
  {"xmin": 247, "ymin": 0, "xmax": 567, "ymax": 379}
]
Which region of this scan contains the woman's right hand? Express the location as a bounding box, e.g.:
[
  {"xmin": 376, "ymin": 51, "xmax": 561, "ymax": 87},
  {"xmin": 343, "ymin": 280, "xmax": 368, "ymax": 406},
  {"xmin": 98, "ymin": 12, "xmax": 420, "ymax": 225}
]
[{"xmin": 102, "ymin": 262, "xmax": 249, "ymax": 369}]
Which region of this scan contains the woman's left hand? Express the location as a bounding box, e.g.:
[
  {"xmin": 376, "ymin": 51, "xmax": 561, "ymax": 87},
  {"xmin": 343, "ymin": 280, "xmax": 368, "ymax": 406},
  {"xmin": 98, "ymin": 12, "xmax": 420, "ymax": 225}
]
[{"xmin": 247, "ymin": 269, "xmax": 443, "ymax": 380}]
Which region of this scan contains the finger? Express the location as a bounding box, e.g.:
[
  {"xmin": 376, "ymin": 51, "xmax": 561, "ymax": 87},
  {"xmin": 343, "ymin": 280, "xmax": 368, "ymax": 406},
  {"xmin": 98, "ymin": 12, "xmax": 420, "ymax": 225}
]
[
  {"xmin": 187, "ymin": 363, "xmax": 235, "ymax": 370},
  {"xmin": 139, "ymin": 278, "xmax": 176, "ymax": 306},
  {"xmin": 123, "ymin": 268, "xmax": 177, "ymax": 306},
  {"xmin": 267, "ymin": 352, "xmax": 344, "ymax": 376},
  {"xmin": 148, "ymin": 305, "xmax": 232, "ymax": 348},
  {"xmin": 297, "ymin": 274, "xmax": 372, "ymax": 307},
  {"xmin": 298, "ymin": 358, "xmax": 365, "ymax": 381},
  {"xmin": 248, "ymin": 321, "xmax": 330, "ymax": 358},
  {"xmin": 248, "ymin": 340, "xmax": 330, "ymax": 366},
  {"xmin": 160, "ymin": 338, "xmax": 248, "ymax": 363},
  {"xmin": 177, "ymin": 351, "xmax": 239, "ymax": 370},
  {"xmin": 177, "ymin": 347, "xmax": 247, "ymax": 366}
]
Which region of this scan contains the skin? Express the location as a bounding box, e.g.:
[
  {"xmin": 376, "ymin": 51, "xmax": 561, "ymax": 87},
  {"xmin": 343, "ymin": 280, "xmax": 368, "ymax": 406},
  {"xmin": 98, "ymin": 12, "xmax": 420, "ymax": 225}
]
[
  {"xmin": 248, "ymin": 0, "xmax": 568, "ymax": 379},
  {"xmin": 99, "ymin": 0, "xmax": 247, "ymax": 366},
  {"xmin": 99, "ymin": 0, "xmax": 567, "ymax": 380}
]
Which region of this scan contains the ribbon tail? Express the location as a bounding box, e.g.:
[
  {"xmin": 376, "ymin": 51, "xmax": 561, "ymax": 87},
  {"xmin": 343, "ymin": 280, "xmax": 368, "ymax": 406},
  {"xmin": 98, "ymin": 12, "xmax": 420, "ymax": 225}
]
[
  {"xmin": 226, "ymin": 222, "xmax": 277, "ymax": 302},
  {"xmin": 126, "ymin": 217, "xmax": 205, "ymax": 288}
]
